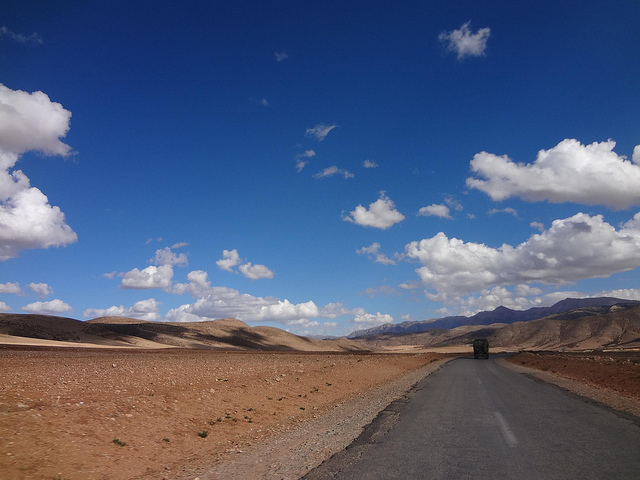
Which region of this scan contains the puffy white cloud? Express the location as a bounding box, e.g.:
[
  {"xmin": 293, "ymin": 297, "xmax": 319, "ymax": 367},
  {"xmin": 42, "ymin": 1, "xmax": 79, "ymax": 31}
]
[
  {"xmin": 28, "ymin": 282, "xmax": 53, "ymax": 298},
  {"xmin": 121, "ymin": 265, "xmax": 173, "ymax": 289},
  {"xmin": 418, "ymin": 204, "xmax": 451, "ymax": 219},
  {"xmin": 363, "ymin": 159, "xmax": 378, "ymax": 168},
  {"xmin": 353, "ymin": 312, "xmax": 394, "ymax": 328},
  {"xmin": 305, "ymin": 124, "xmax": 337, "ymax": 142},
  {"xmin": 313, "ymin": 166, "xmax": 354, "ymax": 179},
  {"xmin": 633, "ymin": 145, "xmax": 640, "ymax": 165},
  {"xmin": 0, "ymin": 301, "xmax": 10, "ymax": 312},
  {"xmin": 22, "ymin": 298, "xmax": 72, "ymax": 315},
  {"xmin": 530, "ymin": 221, "xmax": 545, "ymax": 232},
  {"xmin": 216, "ymin": 249, "xmax": 240, "ymax": 272},
  {"xmin": 439, "ymin": 22, "xmax": 490, "ymax": 60},
  {"xmin": 239, "ymin": 262, "xmax": 274, "ymax": 280},
  {"xmin": 406, "ymin": 211, "xmax": 640, "ymax": 296},
  {"xmin": 467, "ymin": 139, "xmax": 640, "ymax": 210},
  {"xmin": 0, "ymin": 27, "xmax": 42, "ymax": 45},
  {"xmin": 0, "ymin": 282, "xmax": 22, "ymax": 294},
  {"xmin": 356, "ymin": 242, "xmax": 397, "ymax": 265},
  {"xmin": 150, "ymin": 246, "xmax": 188, "ymax": 267},
  {"xmin": 343, "ymin": 192, "xmax": 405, "ymax": 229},
  {"xmin": 83, "ymin": 298, "xmax": 161, "ymax": 321},
  {"xmin": 0, "ymin": 84, "xmax": 77, "ymax": 260}
]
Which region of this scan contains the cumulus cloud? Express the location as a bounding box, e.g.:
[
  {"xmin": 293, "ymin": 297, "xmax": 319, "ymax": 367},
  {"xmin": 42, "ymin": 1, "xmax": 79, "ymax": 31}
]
[
  {"xmin": 0, "ymin": 26, "xmax": 42, "ymax": 45},
  {"xmin": 353, "ymin": 312, "xmax": 394, "ymax": 328},
  {"xmin": 343, "ymin": 192, "xmax": 405, "ymax": 229},
  {"xmin": 167, "ymin": 270, "xmax": 318, "ymax": 323},
  {"xmin": 305, "ymin": 124, "xmax": 337, "ymax": 142},
  {"xmin": 439, "ymin": 22, "xmax": 490, "ymax": 60},
  {"xmin": 418, "ymin": 204, "xmax": 452, "ymax": 219},
  {"xmin": 121, "ymin": 265, "xmax": 173, "ymax": 289},
  {"xmin": 0, "ymin": 301, "xmax": 10, "ymax": 312},
  {"xmin": 83, "ymin": 298, "xmax": 161, "ymax": 321},
  {"xmin": 634, "ymin": 145, "xmax": 640, "ymax": 165},
  {"xmin": 363, "ymin": 159, "xmax": 378, "ymax": 168},
  {"xmin": 530, "ymin": 221, "xmax": 545, "ymax": 232},
  {"xmin": 0, "ymin": 84, "xmax": 77, "ymax": 260},
  {"xmin": 356, "ymin": 242, "xmax": 397, "ymax": 265},
  {"xmin": 0, "ymin": 282, "xmax": 22, "ymax": 294},
  {"xmin": 406, "ymin": 211, "xmax": 640, "ymax": 297},
  {"xmin": 150, "ymin": 246, "xmax": 188, "ymax": 267},
  {"xmin": 216, "ymin": 249, "xmax": 274, "ymax": 280},
  {"xmin": 22, "ymin": 298, "xmax": 72, "ymax": 315},
  {"xmin": 467, "ymin": 139, "xmax": 640, "ymax": 210},
  {"xmin": 216, "ymin": 249, "xmax": 241, "ymax": 272},
  {"xmin": 239, "ymin": 262, "xmax": 274, "ymax": 280},
  {"xmin": 28, "ymin": 282, "xmax": 53, "ymax": 298},
  {"xmin": 313, "ymin": 166, "xmax": 354, "ymax": 179}
]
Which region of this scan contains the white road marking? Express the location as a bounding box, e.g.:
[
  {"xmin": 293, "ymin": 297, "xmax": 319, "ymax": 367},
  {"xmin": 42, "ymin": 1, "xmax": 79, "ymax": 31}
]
[{"xmin": 494, "ymin": 412, "xmax": 518, "ymax": 447}]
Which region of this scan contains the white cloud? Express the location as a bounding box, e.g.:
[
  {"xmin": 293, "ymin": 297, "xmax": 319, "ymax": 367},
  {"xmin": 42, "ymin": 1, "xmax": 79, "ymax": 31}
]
[
  {"xmin": 445, "ymin": 196, "xmax": 464, "ymax": 212},
  {"xmin": 121, "ymin": 265, "xmax": 173, "ymax": 289},
  {"xmin": 28, "ymin": 282, "xmax": 53, "ymax": 298},
  {"xmin": 363, "ymin": 159, "xmax": 378, "ymax": 168},
  {"xmin": 0, "ymin": 84, "xmax": 77, "ymax": 260},
  {"xmin": 216, "ymin": 249, "xmax": 241, "ymax": 272},
  {"xmin": 418, "ymin": 204, "xmax": 452, "ymax": 219},
  {"xmin": 406, "ymin": 211, "xmax": 640, "ymax": 297},
  {"xmin": 0, "ymin": 26, "xmax": 43, "ymax": 45},
  {"xmin": 22, "ymin": 298, "xmax": 72, "ymax": 315},
  {"xmin": 0, "ymin": 301, "xmax": 10, "ymax": 312},
  {"xmin": 83, "ymin": 298, "xmax": 161, "ymax": 321},
  {"xmin": 467, "ymin": 139, "xmax": 640, "ymax": 210},
  {"xmin": 313, "ymin": 166, "xmax": 354, "ymax": 179},
  {"xmin": 353, "ymin": 312, "xmax": 394, "ymax": 328},
  {"xmin": 488, "ymin": 207, "xmax": 518, "ymax": 217},
  {"xmin": 150, "ymin": 246, "xmax": 188, "ymax": 267},
  {"xmin": 0, "ymin": 282, "xmax": 22, "ymax": 294},
  {"xmin": 439, "ymin": 22, "xmax": 490, "ymax": 60},
  {"xmin": 530, "ymin": 221, "xmax": 545, "ymax": 232},
  {"xmin": 305, "ymin": 124, "xmax": 337, "ymax": 142},
  {"xmin": 103, "ymin": 271, "xmax": 118, "ymax": 279},
  {"xmin": 260, "ymin": 98, "xmax": 270, "ymax": 107},
  {"xmin": 295, "ymin": 150, "xmax": 315, "ymax": 172},
  {"xmin": 360, "ymin": 286, "xmax": 402, "ymax": 298},
  {"xmin": 356, "ymin": 242, "xmax": 397, "ymax": 265},
  {"xmin": 275, "ymin": 51, "xmax": 288, "ymax": 62},
  {"xmin": 343, "ymin": 192, "xmax": 405, "ymax": 229},
  {"xmin": 239, "ymin": 262, "xmax": 274, "ymax": 280},
  {"xmin": 633, "ymin": 145, "xmax": 640, "ymax": 165}
]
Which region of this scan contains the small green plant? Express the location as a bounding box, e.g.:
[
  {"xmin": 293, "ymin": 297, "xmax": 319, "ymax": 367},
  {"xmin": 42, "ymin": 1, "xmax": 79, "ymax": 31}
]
[
  {"xmin": 112, "ymin": 438, "xmax": 126, "ymax": 447},
  {"xmin": 300, "ymin": 407, "xmax": 305, "ymax": 410},
  {"xmin": 197, "ymin": 430, "xmax": 209, "ymax": 438},
  {"xmin": 232, "ymin": 418, "xmax": 237, "ymax": 422},
  {"xmin": 217, "ymin": 417, "xmax": 222, "ymax": 422},
  {"xmin": 162, "ymin": 438, "xmax": 170, "ymax": 442}
]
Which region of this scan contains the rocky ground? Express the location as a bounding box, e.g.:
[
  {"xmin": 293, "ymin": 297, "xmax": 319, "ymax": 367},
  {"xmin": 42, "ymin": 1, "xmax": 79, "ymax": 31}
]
[{"xmin": 0, "ymin": 346, "xmax": 446, "ymax": 480}]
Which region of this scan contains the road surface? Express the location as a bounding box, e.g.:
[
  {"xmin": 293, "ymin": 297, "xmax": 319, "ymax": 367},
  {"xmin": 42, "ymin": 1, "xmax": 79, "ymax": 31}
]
[{"xmin": 305, "ymin": 356, "xmax": 640, "ymax": 479}]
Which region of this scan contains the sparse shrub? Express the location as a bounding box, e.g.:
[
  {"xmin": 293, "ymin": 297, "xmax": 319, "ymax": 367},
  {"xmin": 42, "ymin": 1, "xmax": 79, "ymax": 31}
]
[
  {"xmin": 162, "ymin": 438, "xmax": 170, "ymax": 442},
  {"xmin": 112, "ymin": 438, "xmax": 126, "ymax": 447},
  {"xmin": 197, "ymin": 430, "xmax": 209, "ymax": 438}
]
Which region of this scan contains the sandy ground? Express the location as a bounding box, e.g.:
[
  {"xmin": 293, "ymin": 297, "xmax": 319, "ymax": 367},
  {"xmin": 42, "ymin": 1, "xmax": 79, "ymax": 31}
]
[{"xmin": 0, "ymin": 346, "xmax": 446, "ymax": 480}]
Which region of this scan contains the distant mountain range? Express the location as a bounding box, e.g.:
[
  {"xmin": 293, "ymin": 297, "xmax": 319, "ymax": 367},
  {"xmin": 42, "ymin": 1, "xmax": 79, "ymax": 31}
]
[{"xmin": 348, "ymin": 297, "xmax": 640, "ymax": 338}]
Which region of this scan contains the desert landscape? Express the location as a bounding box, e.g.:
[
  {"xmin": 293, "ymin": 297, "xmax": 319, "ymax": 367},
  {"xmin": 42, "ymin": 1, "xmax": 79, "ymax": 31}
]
[{"xmin": 2, "ymin": 303, "xmax": 640, "ymax": 479}]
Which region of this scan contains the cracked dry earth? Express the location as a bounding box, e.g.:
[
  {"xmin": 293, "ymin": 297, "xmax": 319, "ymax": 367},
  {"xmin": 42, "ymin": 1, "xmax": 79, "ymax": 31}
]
[{"xmin": 0, "ymin": 347, "xmax": 446, "ymax": 480}]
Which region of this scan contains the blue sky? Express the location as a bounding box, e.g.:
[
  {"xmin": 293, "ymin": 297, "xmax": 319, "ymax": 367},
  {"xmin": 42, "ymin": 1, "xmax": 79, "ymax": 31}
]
[{"xmin": 1, "ymin": 1, "xmax": 640, "ymax": 336}]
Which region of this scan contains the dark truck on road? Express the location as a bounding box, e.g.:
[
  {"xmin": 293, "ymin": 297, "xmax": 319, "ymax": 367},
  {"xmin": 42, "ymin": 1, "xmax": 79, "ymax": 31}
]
[{"xmin": 473, "ymin": 338, "xmax": 489, "ymax": 359}]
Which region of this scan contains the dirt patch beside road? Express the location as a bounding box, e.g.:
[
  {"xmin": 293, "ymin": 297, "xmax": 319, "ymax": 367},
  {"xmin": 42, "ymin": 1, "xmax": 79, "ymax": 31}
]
[
  {"xmin": 0, "ymin": 347, "xmax": 446, "ymax": 479},
  {"xmin": 503, "ymin": 351, "xmax": 640, "ymax": 418}
]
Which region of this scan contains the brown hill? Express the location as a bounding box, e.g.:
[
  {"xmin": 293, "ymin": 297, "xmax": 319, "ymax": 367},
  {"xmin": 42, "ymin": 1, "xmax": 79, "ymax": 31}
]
[
  {"xmin": 0, "ymin": 314, "xmax": 368, "ymax": 352},
  {"xmin": 357, "ymin": 306, "xmax": 640, "ymax": 351}
]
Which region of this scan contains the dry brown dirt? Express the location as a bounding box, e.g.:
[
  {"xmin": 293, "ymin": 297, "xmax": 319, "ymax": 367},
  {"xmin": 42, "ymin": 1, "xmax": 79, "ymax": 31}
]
[
  {"xmin": 506, "ymin": 351, "xmax": 640, "ymax": 400},
  {"xmin": 0, "ymin": 346, "xmax": 445, "ymax": 480}
]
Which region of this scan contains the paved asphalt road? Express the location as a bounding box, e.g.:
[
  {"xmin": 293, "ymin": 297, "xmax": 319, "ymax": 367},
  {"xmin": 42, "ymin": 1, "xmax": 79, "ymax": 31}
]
[{"xmin": 305, "ymin": 357, "xmax": 640, "ymax": 480}]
